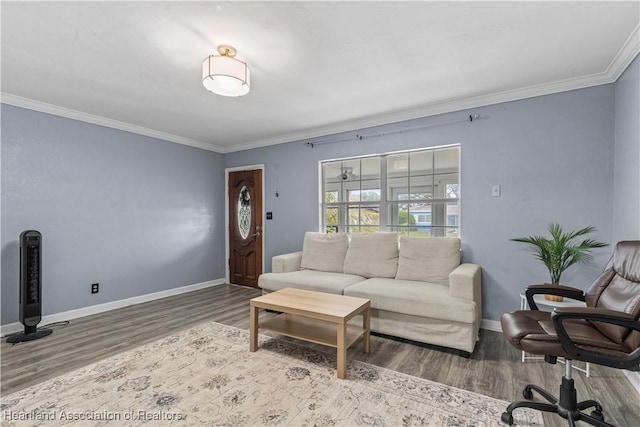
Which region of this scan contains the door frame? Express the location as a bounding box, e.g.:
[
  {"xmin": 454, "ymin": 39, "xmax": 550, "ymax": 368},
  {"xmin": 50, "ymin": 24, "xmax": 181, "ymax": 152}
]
[{"xmin": 225, "ymin": 164, "xmax": 265, "ymax": 284}]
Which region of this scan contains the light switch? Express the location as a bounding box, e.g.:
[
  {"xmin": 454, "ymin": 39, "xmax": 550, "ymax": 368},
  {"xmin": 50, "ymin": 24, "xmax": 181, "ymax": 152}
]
[{"xmin": 492, "ymin": 185, "xmax": 501, "ymax": 197}]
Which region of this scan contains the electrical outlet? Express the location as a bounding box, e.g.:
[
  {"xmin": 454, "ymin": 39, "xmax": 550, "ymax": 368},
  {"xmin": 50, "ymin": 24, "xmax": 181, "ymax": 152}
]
[{"xmin": 91, "ymin": 283, "xmax": 99, "ymax": 294}]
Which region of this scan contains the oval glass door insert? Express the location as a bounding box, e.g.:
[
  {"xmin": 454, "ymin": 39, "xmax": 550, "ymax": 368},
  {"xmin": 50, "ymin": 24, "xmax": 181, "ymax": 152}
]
[{"xmin": 238, "ymin": 186, "xmax": 251, "ymax": 239}]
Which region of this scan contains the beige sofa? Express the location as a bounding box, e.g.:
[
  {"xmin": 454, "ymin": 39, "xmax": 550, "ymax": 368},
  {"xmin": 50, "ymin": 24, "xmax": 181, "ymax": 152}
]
[{"xmin": 258, "ymin": 232, "xmax": 482, "ymax": 354}]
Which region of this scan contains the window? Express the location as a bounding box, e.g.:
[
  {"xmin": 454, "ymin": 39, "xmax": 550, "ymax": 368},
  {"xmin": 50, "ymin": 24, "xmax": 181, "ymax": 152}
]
[
  {"xmin": 416, "ymin": 214, "xmax": 431, "ymax": 224},
  {"xmin": 323, "ymin": 157, "xmax": 381, "ymax": 233},
  {"xmin": 321, "ymin": 145, "xmax": 460, "ymax": 237}
]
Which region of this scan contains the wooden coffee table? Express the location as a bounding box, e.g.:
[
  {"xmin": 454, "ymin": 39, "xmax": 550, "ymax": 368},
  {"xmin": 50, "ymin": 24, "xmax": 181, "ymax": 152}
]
[{"xmin": 249, "ymin": 288, "xmax": 371, "ymax": 379}]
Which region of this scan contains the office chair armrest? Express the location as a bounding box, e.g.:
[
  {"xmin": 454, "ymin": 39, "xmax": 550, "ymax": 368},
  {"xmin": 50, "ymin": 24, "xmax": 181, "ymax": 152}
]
[
  {"xmin": 525, "ymin": 284, "xmax": 585, "ymax": 311},
  {"xmin": 552, "ymin": 307, "xmax": 640, "ymax": 371}
]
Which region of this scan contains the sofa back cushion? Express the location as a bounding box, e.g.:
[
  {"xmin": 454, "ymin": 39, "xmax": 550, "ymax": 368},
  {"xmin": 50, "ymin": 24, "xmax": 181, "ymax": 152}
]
[
  {"xmin": 343, "ymin": 232, "xmax": 399, "ymax": 278},
  {"xmin": 395, "ymin": 237, "xmax": 461, "ymax": 285},
  {"xmin": 300, "ymin": 232, "xmax": 349, "ymax": 273}
]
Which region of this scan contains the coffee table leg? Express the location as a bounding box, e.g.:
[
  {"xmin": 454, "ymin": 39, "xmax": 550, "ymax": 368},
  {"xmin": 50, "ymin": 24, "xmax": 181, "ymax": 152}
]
[
  {"xmin": 363, "ymin": 307, "xmax": 370, "ymax": 354},
  {"xmin": 250, "ymin": 304, "xmax": 258, "ymax": 352},
  {"xmin": 337, "ymin": 323, "xmax": 346, "ymax": 379}
]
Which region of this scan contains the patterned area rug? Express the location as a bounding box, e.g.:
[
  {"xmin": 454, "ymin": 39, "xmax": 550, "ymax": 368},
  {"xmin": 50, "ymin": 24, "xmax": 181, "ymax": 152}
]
[{"xmin": 1, "ymin": 321, "xmax": 542, "ymax": 426}]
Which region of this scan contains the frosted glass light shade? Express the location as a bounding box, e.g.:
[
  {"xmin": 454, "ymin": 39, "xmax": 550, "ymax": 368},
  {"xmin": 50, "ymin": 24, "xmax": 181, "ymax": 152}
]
[{"xmin": 202, "ymin": 55, "xmax": 250, "ymax": 97}]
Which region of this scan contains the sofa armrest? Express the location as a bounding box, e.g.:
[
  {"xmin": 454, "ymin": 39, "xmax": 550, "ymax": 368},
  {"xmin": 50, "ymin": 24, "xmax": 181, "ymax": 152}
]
[
  {"xmin": 449, "ymin": 263, "xmax": 482, "ymax": 301},
  {"xmin": 272, "ymin": 251, "xmax": 303, "ymax": 273}
]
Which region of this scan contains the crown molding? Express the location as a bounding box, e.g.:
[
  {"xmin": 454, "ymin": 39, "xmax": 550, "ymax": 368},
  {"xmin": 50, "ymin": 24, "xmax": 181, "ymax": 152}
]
[
  {"xmin": 222, "ymin": 24, "xmax": 640, "ymax": 153},
  {"xmin": 3, "ymin": 23, "xmax": 638, "ymax": 155},
  {"xmin": 221, "ymin": 70, "xmax": 617, "ymax": 153},
  {"xmin": 607, "ymin": 23, "xmax": 640, "ymax": 79},
  {"xmin": 223, "ymin": 28, "xmax": 639, "ymax": 153},
  {"xmin": 0, "ymin": 93, "xmax": 224, "ymax": 153}
]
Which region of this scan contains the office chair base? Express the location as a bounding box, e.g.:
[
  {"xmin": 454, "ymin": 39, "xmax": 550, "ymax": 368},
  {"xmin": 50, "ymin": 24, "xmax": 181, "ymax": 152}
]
[{"xmin": 501, "ymin": 376, "xmax": 612, "ymax": 427}]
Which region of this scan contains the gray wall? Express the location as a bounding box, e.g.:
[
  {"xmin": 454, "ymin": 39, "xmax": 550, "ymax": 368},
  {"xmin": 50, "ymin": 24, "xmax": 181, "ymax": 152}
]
[
  {"xmin": 1, "ymin": 105, "xmax": 225, "ymax": 325},
  {"xmin": 3, "ymin": 62, "xmax": 634, "ymax": 326},
  {"xmin": 225, "ymin": 85, "xmax": 616, "ymax": 322},
  {"xmin": 613, "ymin": 53, "xmax": 640, "ymax": 388},
  {"xmin": 613, "ymin": 54, "xmax": 640, "ymax": 242}
]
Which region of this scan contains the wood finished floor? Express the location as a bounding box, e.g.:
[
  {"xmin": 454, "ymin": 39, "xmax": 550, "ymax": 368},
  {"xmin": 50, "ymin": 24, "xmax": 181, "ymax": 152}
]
[{"xmin": 1, "ymin": 284, "xmax": 639, "ymax": 426}]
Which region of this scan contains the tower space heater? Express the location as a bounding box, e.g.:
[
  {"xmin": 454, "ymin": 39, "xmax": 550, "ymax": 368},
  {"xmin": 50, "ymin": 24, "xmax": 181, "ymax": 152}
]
[{"xmin": 7, "ymin": 230, "xmax": 52, "ymax": 344}]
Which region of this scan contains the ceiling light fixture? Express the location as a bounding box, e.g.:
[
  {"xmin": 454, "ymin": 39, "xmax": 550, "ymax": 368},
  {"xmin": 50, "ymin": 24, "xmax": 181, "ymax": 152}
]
[{"xmin": 202, "ymin": 45, "xmax": 250, "ymax": 97}]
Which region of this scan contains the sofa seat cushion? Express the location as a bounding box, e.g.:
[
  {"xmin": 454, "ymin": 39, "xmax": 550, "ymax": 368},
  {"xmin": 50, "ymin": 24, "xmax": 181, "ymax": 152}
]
[
  {"xmin": 343, "ymin": 232, "xmax": 399, "ymax": 278},
  {"xmin": 343, "ymin": 278, "xmax": 476, "ymax": 324},
  {"xmin": 258, "ymin": 270, "xmax": 365, "ymax": 295}
]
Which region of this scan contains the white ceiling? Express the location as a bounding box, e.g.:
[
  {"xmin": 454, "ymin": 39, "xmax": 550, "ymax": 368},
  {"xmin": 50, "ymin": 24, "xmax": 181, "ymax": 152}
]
[{"xmin": 2, "ymin": 1, "xmax": 639, "ymax": 153}]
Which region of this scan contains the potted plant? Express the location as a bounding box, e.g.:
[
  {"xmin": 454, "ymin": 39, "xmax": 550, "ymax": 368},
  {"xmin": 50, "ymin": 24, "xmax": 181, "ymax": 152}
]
[{"xmin": 511, "ymin": 222, "xmax": 608, "ymax": 301}]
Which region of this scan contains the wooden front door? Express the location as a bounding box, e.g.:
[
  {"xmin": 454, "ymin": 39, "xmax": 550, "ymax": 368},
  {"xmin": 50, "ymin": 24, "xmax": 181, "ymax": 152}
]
[{"xmin": 229, "ymin": 169, "xmax": 263, "ymax": 287}]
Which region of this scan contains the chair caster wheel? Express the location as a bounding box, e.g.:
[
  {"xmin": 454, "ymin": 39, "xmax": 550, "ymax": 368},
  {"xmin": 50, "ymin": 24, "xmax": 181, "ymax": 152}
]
[
  {"xmin": 523, "ymin": 386, "xmax": 534, "ymax": 400},
  {"xmin": 591, "ymin": 410, "xmax": 605, "ymax": 422},
  {"xmin": 501, "ymin": 412, "xmax": 514, "ymax": 425}
]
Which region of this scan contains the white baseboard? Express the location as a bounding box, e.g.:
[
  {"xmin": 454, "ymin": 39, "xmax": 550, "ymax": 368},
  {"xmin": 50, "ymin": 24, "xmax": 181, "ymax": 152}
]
[
  {"xmin": 481, "ymin": 318, "xmax": 501, "ymax": 332},
  {"xmin": 1, "ymin": 279, "xmax": 225, "ymax": 337}
]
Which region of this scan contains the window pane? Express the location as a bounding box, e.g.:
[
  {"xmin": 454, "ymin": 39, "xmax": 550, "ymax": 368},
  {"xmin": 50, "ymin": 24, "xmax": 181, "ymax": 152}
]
[
  {"xmin": 410, "ymin": 150, "xmax": 433, "ymax": 176},
  {"xmin": 409, "ymin": 227, "xmax": 433, "ymax": 237},
  {"xmin": 445, "ymin": 227, "xmax": 460, "ymax": 238},
  {"xmin": 435, "ymin": 172, "xmax": 459, "ymax": 186},
  {"xmin": 342, "ymin": 159, "xmax": 360, "ymax": 181},
  {"xmin": 435, "ymin": 172, "xmax": 459, "ymax": 200},
  {"xmin": 387, "ymin": 153, "xmax": 409, "ymax": 177},
  {"xmin": 361, "ymin": 179, "xmax": 381, "ymax": 201},
  {"xmin": 348, "ymin": 226, "xmax": 380, "ymax": 234},
  {"xmin": 323, "ymin": 161, "xmax": 342, "ymax": 184},
  {"xmin": 446, "ymin": 183, "xmax": 459, "ymax": 199},
  {"xmin": 347, "ymin": 188, "xmax": 361, "ymax": 202},
  {"xmin": 407, "ymin": 202, "xmax": 431, "ymax": 233},
  {"xmin": 360, "ymin": 206, "xmax": 380, "ymax": 226},
  {"xmin": 348, "ymin": 188, "xmax": 380, "ymax": 202},
  {"xmin": 361, "ymin": 157, "xmax": 380, "ymax": 180},
  {"xmin": 434, "ymin": 146, "xmax": 459, "ymax": 174},
  {"xmin": 238, "ymin": 186, "xmax": 251, "ymax": 239},
  {"xmin": 389, "ymin": 224, "xmax": 436, "ymax": 236},
  {"xmin": 408, "ymin": 176, "xmax": 433, "ymax": 200},
  {"xmin": 348, "ymin": 207, "xmax": 360, "ymax": 225},
  {"xmin": 387, "ymin": 203, "xmax": 423, "ymax": 230},
  {"xmin": 325, "ymin": 207, "xmax": 338, "ymax": 225},
  {"xmin": 387, "ymin": 225, "xmax": 410, "ymax": 236},
  {"xmin": 386, "ymin": 202, "xmax": 400, "ymax": 225},
  {"xmin": 361, "ymin": 188, "xmax": 381, "ymax": 201},
  {"xmin": 415, "ymin": 213, "xmax": 432, "ymax": 225},
  {"xmin": 346, "ymin": 205, "xmax": 380, "ymax": 226},
  {"xmin": 325, "ymin": 190, "xmax": 338, "ymax": 203},
  {"xmin": 326, "ymin": 225, "xmax": 339, "ymax": 233},
  {"xmin": 446, "ymin": 202, "xmax": 459, "ymax": 228},
  {"xmin": 387, "ymin": 177, "xmax": 408, "ymax": 201}
]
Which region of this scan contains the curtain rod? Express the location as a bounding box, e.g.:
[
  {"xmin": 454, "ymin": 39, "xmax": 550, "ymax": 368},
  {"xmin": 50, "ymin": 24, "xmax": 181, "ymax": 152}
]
[{"xmin": 305, "ymin": 114, "xmax": 480, "ymax": 148}]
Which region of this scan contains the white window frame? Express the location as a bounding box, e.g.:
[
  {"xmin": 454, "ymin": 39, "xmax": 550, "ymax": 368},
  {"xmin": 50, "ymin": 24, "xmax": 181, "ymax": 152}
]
[{"xmin": 319, "ymin": 144, "xmax": 460, "ymax": 236}]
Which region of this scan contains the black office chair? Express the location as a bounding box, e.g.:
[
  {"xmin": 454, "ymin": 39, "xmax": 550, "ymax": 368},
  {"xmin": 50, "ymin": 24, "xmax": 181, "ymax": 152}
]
[{"xmin": 501, "ymin": 241, "xmax": 640, "ymax": 426}]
